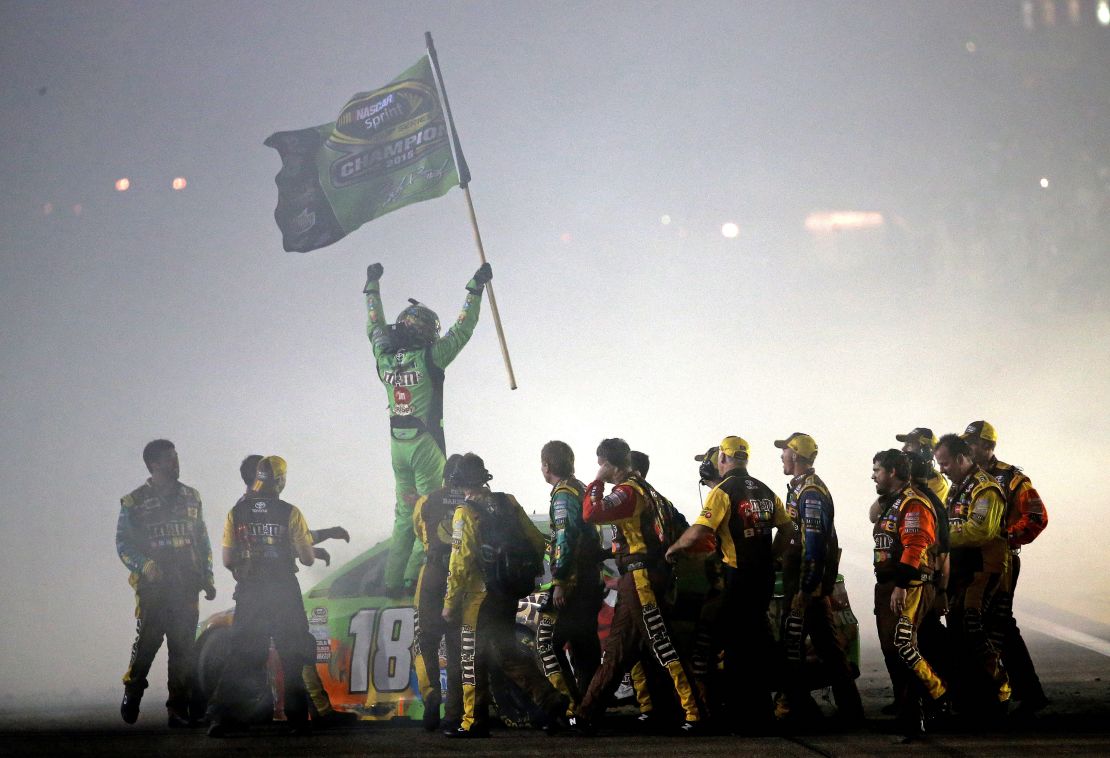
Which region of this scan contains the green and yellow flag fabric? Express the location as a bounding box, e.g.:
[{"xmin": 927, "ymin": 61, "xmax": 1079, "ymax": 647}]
[{"xmin": 264, "ymin": 56, "xmax": 458, "ymax": 252}]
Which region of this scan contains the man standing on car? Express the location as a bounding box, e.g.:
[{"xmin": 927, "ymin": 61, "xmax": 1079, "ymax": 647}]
[
  {"xmin": 666, "ymin": 436, "xmax": 788, "ymax": 734},
  {"xmin": 574, "ymin": 438, "xmax": 702, "ymax": 734},
  {"xmin": 412, "ymin": 453, "xmax": 466, "ymax": 733},
  {"xmin": 206, "ymin": 455, "xmax": 317, "ymax": 737},
  {"xmin": 537, "ymin": 441, "xmax": 603, "ymax": 707},
  {"xmin": 441, "ymin": 453, "xmax": 568, "ymax": 738},
  {"xmin": 776, "ymin": 432, "xmax": 864, "ymax": 726},
  {"xmin": 118, "ymin": 439, "xmax": 216, "ymax": 727},
  {"xmin": 961, "ymin": 421, "xmax": 1049, "ymax": 717},
  {"xmin": 363, "ymin": 262, "xmax": 490, "ymax": 597}
]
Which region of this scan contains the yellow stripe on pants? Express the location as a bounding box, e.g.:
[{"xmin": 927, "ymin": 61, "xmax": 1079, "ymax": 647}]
[
  {"xmin": 896, "ymin": 584, "xmax": 947, "ymax": 701},
  {"xmin": 630, "ymin": 569, "xmax": 700, "ymax": 722}
]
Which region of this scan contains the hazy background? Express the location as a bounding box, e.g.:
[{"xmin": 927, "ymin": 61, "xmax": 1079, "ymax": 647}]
[{"xmin": 1, "ymin": 0, "xmax": 1107, "ymax": 700}]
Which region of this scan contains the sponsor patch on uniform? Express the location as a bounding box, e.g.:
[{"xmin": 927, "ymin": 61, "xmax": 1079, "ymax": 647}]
[
  {"xmin": 310, "ymin": 607, "xmax": 328, "ymax": 624},
  {"xmin": 701, "ymin": 509, "xmax": 712, "ymax": 520},
  {"xmin": 904, "ymin": 512, "xmax": 920, "ymax": 530},
  {"xmin": 452, "ymin": 519, "xmax": 464, "ymax": 540},
  {"xmin": 971, "ymin": 497, "xmax": 990, "ymax": 524}
]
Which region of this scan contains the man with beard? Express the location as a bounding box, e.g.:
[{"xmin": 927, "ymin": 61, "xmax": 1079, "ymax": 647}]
[{"xmin": 870, "ymin": 449, "xmax": 949, "ymax": 737}]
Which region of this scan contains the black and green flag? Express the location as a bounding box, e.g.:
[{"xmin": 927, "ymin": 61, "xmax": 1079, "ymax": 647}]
[{"xmin": 264, "ymin": 56, "xmax": 459, "ymax": 253}]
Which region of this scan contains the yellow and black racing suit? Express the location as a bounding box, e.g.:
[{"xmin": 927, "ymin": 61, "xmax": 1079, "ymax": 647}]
[
  {"xmin": 693, "ymin": 469, "xmax": 789, "ymax": 731},
  {"xmin": 445, "ymin": 491, "xmax": 566, "ymax": 733},
  {"xmin": 116, "ymin": 480, "xmax": 213, "ymax": 716},
  {"xmin": 946, "ymin": 466, "xmax": 1011, "ymax": 707},
  {"xmin": 873, "ymin": 482, "xmax": 946, "ymax": 719},
  {"xmin": 207, "ymin": 493, "xmax": 316, "ymax": 725},
  {"xmin": 986, "ymin": 457, "xmax": 1048, "ymax": 707},
  {"xmin": 576, "ymin": 476, "xmax": 701, "ymax": 725},
  {"xmin": 412, "ymin": 485, "xmax": 466, "ymax": 727}
]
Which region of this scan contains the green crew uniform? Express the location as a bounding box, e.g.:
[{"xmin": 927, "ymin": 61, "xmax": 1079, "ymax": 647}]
[{"xmin": 365, "ymin": 273, "xmax": 484, "ymax": 592}]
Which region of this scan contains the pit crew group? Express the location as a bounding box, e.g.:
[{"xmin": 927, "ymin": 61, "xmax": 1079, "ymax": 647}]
[
  {"xmin": 114, "ymin": 419, "xmax": 1048, "ymax": 740},
  {"xmin": 114, "ymin": 262, "xmax": 1048, "ymax": 738},
  {"xmin": 401, "ymin": 423, "xmax": 1048, "ymax": 740}
]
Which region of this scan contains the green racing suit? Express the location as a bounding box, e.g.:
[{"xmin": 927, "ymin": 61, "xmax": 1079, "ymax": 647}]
[{"xmin": 366, "ymin": 274, "xmax": 484, "ymax": 592}]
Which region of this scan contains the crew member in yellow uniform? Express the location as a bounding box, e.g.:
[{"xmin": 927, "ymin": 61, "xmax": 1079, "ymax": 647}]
[
  {"xmin": 962, "ymin": 420, "xmax": 1049, "ymax": 717},
  {"xmin": 207, "ymin": 456, "xmax": 317, "ymax": 737},
  {"xmin": 441, "ymin": 453, "xmax": 568, "ymax": 738},
  {"xmin": 667, "ymin": 436, "xmax": 788, "ymax": 734},
  {"xmin": 574, "ymin": 438, "xmax": 702, "ymax": 734},
  {"xmin": 870, "ymin": 450, "xmax": 949, "ymax": 738},
  {"xmin": 412, "ymin": 454, "xmax": 465, "ymax": 733},
  {"xmin": 934, "ymin": 434, "xmax": 1011, "ymax": 715}
]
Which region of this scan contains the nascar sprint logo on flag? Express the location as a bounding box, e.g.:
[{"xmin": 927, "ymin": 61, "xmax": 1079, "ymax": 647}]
[
  {"xmin": 327, "ymin": 74, "xmax": 452, "ymax": 189},
  {"xmin": 264, "ymin": 53, "xmax": 459, "ymax": 253}
]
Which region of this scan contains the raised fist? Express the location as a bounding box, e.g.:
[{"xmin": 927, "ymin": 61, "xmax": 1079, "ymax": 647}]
[
  {"xmin": 363, "ymin": 263, "xmax": 384, "ymax": 292},
  {"xmin": 472, "ymin": 262, "xmax": 492, "ymax": 285}
]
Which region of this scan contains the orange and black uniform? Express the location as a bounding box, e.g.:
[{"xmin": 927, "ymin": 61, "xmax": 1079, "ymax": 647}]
[
  {"xmin": 779, "ymin": 471, "xmax": 862, "ymax": 720},
  {"xmin": 946, "ymin": 466, "xmax": 1010, "ymax": 706},
  {"xmin": 207, "ymin": 493, "xmax": 316, "ymax": 725},
  {"xmin": 873, "ymin": 482, "xmax": 946, "ymax": 712},
  {"xmin": 986, "ymin": 458, "xmax": 1048, "ymax": 705},
  {"xmin": 412, "ymin": 485, "xmax": 465, "ymax": 726},
  {"xmin": 693, "ymin": 469, "xmax": 788, "ymax": 730},
  {"xmin": 577, "ymin": 475, "xmax": 701, "ymax": 725},
  {"xmin": 117, "ymin": 480, "xmax": 213, "ymax": 715}
]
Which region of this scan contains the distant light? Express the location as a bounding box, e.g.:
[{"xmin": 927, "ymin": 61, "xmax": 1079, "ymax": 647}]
[
  {"xmin": 115, "ymin": 178, "xmax": 130, "ymax": 192},
  {"xmin": 965, "ymin": 41, "xmax": 977, "ymax": 54},
  {"xmin": 559, "ymin": 232, "xmax": 572, "ymax": 243},
  {"xmin": 43, "ymin": 203, "xmax": 53, "ymax": 216},
  {"xmin": 1040, "ymin": 177, "xmax": 1050, "ymax": 189},
  {"xmin": 1022, "ymin": 0, "xmax": 1035, "ymax": 30},
  {"xmin": 804, "ymin": 211, "xmax": 884, "ymax": 232},
  {"xmin": 172, "ymin": 176, "xmax": 187, "ymax": 191},
  {"xmin": 72, "ymin": 204, "xmax": 83, "ymax": 216},
  {"xmin": 1042, "ymin": 0, "xmax": 1056, "ymax": 26},
  {"xmin": 1099, "ymin": 0, "xmax": 1110, "ymax": 26},
  {"xmin": 660, "ymin": 214, "xmax": 671, "ymax": 225},
  {"xmin": 1068, "ymin": 0, "xmax": 1081, "ymax": 25},
  {"xmin": 721, "ymin": 222, "xmax": 740, "ymax": 239}
]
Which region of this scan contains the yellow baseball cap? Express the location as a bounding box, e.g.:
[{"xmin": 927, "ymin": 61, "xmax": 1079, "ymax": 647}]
[
  {"xmin": 960, "ymin": 420, "xmax": 998, "ymax": 443},
  {"xmin": 252, "ymin": 455, "xmax": 288, "ymax": 493},
  {"xmin": 774, "ymin": 433, "xmax": 818, "ymax": 460},
  {"xmin": 895, "ymin": 427, "xmax": 938, "ymax": 450},
  {"xmin": 718, "ymin": 436, "xmax": 750, "ymax": 460}
]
